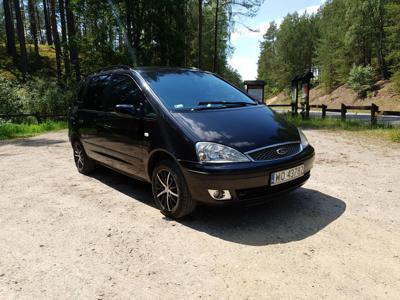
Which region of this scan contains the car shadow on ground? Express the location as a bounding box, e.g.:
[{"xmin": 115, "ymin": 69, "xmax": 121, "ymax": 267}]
[
  {"xmin": 90, "ymin": 167, "xmax": 346, "ymax": 246},
  {"xmin": 181, "ymin": 189, "xmax": 346, "ymax": 246},
  {"xmin": 90, "ymin": 166, "xmax": 155, "ymax": 207}
]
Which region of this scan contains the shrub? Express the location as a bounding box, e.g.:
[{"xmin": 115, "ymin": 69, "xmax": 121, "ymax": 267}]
[
  {"xmin": 348, "ymin": 65, "xmax": 375, "ymax": 97},
  {"xmin": 22, "ymin": 78, "xmax": 77, "ymax": 115},
  {"xmin": 0, "ymin": 76, "xmax": 23, "ymax": 115},
  {"xmin": 0, "ymin": 75, "xmax": 77, "ymax": 122},
  {"xmin": 392, "ymin": 71, "xmax": 400, "ymax": 94}
]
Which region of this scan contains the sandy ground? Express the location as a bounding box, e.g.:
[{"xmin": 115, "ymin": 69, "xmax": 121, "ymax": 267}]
[{"xmin": 0, "ymin": 130, "xmax": 399, "ymax": 299}]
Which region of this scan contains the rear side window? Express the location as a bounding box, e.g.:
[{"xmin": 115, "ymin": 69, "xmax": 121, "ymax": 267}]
[
  {"xmin": 104, "ymin": 74, "xmax": 143, "ymax": 112},
  {"xmin": 83, "ymin": 74, "xmax": 111, "ymax": 110}
]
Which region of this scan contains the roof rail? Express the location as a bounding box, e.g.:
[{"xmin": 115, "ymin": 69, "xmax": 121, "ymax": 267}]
[{"xmin": 92, "ymin": 65, "xmax": 132, "ymax": 74}]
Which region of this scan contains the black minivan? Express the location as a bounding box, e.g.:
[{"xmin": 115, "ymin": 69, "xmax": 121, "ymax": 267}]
[{"xmin": 69, "ymin": 66, "xmax": 315, "ymax": 218}]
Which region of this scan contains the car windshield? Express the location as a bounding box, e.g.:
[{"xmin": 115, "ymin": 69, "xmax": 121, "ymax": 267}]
[{"xmin": 139, "ymin": 70, "xmax": 257, "ymax": 110}]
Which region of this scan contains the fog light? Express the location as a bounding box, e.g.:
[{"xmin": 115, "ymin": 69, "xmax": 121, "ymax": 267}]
[{"xmin": 208, "ymin": 189, "xmax": 231, "ymax": 200}]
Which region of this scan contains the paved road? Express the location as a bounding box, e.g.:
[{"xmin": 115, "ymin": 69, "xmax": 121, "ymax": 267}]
[{"xmin": 1, "ymin": 130, "xmax": 399, "ymax": 299}]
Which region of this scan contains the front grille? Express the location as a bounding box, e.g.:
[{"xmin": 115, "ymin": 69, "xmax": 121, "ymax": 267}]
[
  {"xmin": 236, "ymin": 172, "xmax": 310, "ymax": 201},
  {"xmin": 247, "ymin": 143, "xmax": 301, "ymax": 161}
]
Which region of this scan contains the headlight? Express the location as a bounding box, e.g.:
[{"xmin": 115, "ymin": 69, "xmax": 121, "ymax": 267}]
[
  {"xmin": 298, "ymin": 129, "xmax": 309, "ymax": 149},
  {"xmin": 196, "ymin": 142, "xmax": 250, "ymax": 163}
]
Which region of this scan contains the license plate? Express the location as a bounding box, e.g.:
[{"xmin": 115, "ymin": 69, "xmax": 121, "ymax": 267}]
[{"xmin": 270, "ymin": 165, "xmax": 304, "ymax": 186}]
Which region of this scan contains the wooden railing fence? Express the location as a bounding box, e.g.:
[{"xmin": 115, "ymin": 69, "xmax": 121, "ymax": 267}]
[{"xmin": 268, "ymin": 103, "xmax": 400, "ymax": 125}]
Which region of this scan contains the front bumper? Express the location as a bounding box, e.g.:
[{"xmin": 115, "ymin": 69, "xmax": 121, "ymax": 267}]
[{"xmin": 179, "ymin": 146, "xmax": 315, "ymax": 205}]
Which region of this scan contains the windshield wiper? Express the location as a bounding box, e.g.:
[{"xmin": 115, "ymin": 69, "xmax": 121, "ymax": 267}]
[
  {"xmin": 198, "ymin": 101, "xmax": 257, "ymax": 106},
  {"xmin": 197, "ymin": 101, "xmax": 257, "ymax": 107},
  {"xmin": 184, "ymin": 101, "xmax": 257, "ymax": 111}
]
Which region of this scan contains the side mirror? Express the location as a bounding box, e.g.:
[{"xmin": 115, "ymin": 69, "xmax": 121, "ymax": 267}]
[{"xmin": 115, "ymin": 104, "xmax": 137, "ymax": 116}]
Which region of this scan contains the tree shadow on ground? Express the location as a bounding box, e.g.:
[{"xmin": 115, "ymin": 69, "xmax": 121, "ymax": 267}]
[
  {"xmin": 0, "ymin": 138, "xmax": 66, "ymax": 147},
  {"xmin": 90, "ymin": 166, "xmax": 346, "ymax": 246}
]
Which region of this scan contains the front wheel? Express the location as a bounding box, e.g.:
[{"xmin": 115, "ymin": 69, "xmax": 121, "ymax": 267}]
[
  {"xmin": 72, "ymin": 140, "xmax": 96, "ymax": 174},
  {"xmin": 152, "ymin": 160, "xmax": 196, "ymax": 218}
]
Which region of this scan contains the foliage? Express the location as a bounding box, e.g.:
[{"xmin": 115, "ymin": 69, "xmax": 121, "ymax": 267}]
[
  {"xmin": 257, "ymin": 21, "xmax": 280, "ymax": 96},
  {"xmin": 392, "ymin": 71, "xmax": 400, "ymax": 93},
  {"xmin": 65, "ymin": 0, "xmax": 251, "ymax": 81},
  {"xmin": 258, "ymin": 0, "xmax": 400, "ymax": 94},
  {"xmin": 219, "ymin": 65, "xmax": 243, "ymax": 88},
  {"xmin": 0, "ymin": 120, "xmax": 67, "ymax": 140},
  {"xmin": 1, "ymin": 0, "xmax": 265, "ymax": 97},
  {"xmin": 22, "ymin": 78, "xmax": 76, "ymax": 115},
  {"xmin": 257, "ymin": 14, "xmax": 320, "ymax": 95},
  {"xmin": 0, "ymin": 75, "xmax": 76, "ymax": 116},
  {"xmin": 385, "ymin": 2, "xmax": 400, "ymax": 67},
  {"xmin": 0, "ymin": 76, "xmax": 23, "ymax": 114},
  {"xmin": 348, "ymin": 65, "xmax": 375, "ymax": 96},
  {"xmin": 316, "ymin": 0, "xmax": 348, "ymax": 91}
]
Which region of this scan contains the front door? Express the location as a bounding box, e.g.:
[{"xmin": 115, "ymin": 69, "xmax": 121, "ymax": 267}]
[{"xmin": 101, "ymin": 74, "xmax": 145, "ymax": 176}]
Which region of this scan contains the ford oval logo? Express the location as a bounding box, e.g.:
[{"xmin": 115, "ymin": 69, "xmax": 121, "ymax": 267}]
[{"xmin": 276, "ymin": 147, "xmax": 288, "ymax": 155}]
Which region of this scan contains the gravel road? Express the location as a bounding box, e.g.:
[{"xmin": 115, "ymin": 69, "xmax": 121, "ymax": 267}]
[{"xmin": 1, "ymin": 130, "xmax": 399, "ymax": 299}]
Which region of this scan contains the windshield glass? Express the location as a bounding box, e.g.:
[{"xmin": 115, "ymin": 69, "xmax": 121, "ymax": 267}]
[{"xmin": 139, "ymin": 70, "xmax": 257, "ymax": 110}]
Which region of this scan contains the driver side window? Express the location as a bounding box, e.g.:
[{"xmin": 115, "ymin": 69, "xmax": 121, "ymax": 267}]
[{"xmin": 104, "ymin": 74, "xmax": 143, "ymax": 112}]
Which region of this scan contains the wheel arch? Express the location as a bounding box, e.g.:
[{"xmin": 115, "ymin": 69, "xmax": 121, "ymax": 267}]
[{"xmin": 146, "ymin": 149, "xmax": 179, "ymax": 181}]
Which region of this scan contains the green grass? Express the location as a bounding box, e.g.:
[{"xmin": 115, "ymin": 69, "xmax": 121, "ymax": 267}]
[
  {"xmin": 0, "ymin": 120, "xmax": 67, "ymax": 140},
  {"xmin": 281, "ymin": 114, "xmax": 400, "ymax": 143}
]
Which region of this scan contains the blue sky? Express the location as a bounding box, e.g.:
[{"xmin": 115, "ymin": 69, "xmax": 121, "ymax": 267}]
[{"xmin": 229, "ymin": 0, "xmax": 325, "ymax": 80}]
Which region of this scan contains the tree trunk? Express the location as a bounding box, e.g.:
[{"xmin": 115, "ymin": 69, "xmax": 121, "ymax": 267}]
[
  {"xmin": 49, "ymin": 0, "xmax": 62, "ymax": 82},
  {"xmin": 3, "ymin": 0, "xmax": 17, "ymax": 63},
  {"xmin": 183, "ymin": 0, "xmax": 187, "ymax": 66},
  {"xmin": 125, "ymin": 0, "xmax": 132, "ymax": 44},
  {"xmin": 42, "ymin": 0, "xmax": 53, "ymax": 45},
  {"xmin": 212, "ymin": 0, "xmax": 219, "ymax": 73},
  {"xmin": 13, "ymin": 0, "xmax": 28, "ymax": 78},
  {"xmin": 198, "ymin": 0, "xmax": 203, "ymax": 69},
  {"xmin": 376, "ymin": 13, "xmax": 388, "ymax": 80},
  {"xmin": 20, "ymin": 0, "xmax": 26, "ymax": 26},
  {"xmin": 65, "ymin": 0, "xmax": 80, "ymax": 81},
  {"xmin": 27, "ymin": 0, "xmax": 40, "ymax": 57},
  {"xmin": 36, "ymin": 6, "xmax": 45, "ymax": 43},
  {"xmin": 58, "ymin": 0, "xmax": 71, "ymax": 78}
]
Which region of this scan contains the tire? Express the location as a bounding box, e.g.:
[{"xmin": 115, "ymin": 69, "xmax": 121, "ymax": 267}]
[
  {"xmin": 72, "ymin": 140, "xmax": 96, "ymax": 174},
  {"xmin": 151, "ymin": 160, "xmax": 196, "ymax": 218}
]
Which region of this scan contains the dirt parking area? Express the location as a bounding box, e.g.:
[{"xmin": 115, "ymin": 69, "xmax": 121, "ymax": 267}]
[{"xmin": 0, "ymin": 130, "xmax": 400, "ymax": 299}]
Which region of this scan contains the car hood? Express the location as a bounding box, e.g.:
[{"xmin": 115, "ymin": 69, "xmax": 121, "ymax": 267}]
[{"xmin": 172, "ymin": 105, "xmax": 300, "ymax": 153}]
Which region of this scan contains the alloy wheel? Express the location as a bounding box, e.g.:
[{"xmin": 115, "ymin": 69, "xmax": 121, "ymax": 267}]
[
  {"xmin": 154, "ymin": 169, "xmax": 179, "ymax": 211},
  {"xmin": 73, "ymin": 143, "xmax": 85, "ymax": 170}
]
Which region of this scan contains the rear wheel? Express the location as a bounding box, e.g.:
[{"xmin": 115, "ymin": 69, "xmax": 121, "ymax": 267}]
[
  {"xmin": 152, "ymin": 160, "xmax": 196, "ymax": 218},
  {"xmin": 72, "ymin": 140, "xmax": 96, "ymax": 174}
]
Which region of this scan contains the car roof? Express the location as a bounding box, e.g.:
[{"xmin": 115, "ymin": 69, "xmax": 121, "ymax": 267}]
[
  {"xmin": 91, "ymin": 66, "xmax": 205, "ymax": 77},
  {"xmin": 134, "ymin": 66, "xmax": 200, "ymax": 72}
]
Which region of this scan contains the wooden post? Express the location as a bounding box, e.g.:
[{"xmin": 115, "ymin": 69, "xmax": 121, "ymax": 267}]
[
  {"xmin": 300, "ymin": 102, "xmax": 306, "ymax": 119},
  {"xmin": 294, "ymin": 82, "xmax": 299, "ymax": 115},
  {"xmin": 304, "ymin": 83, "xmax": 310, "ymax": 119},
  {"xmin": 322, "ymin": 104, "xmax": 327, "ymax": 119},
  {"xmin": 341, "ymin": 104, "xmax": 347, "ymax": 121},
  {"xmin": 371, "ymin": 103, "xmax": 379, "ymax": 126}
]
